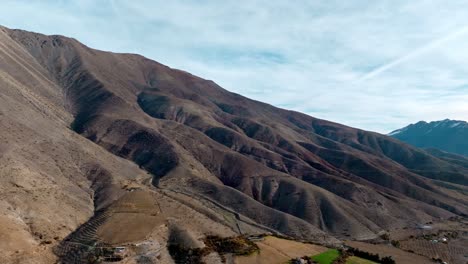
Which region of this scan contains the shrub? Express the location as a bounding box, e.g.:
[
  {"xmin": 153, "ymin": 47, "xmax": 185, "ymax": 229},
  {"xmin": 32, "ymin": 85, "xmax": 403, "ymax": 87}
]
[
  {"xmin": 380, "ymin": 233, "xmax": 390, "ymax": 240},
  {"xmin": 167, "ymin": 244, "xmax": 209, "ymax": 264},
  {"xmin": 390, "ymin": 240, "xmax": 400, "ymax": 248}
]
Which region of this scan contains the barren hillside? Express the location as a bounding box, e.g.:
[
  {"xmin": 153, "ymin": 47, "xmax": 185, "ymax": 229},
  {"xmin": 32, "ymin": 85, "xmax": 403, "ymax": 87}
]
[{"xmin": 0, "ymin": 25, "xmax": 467, "ymax": 263}]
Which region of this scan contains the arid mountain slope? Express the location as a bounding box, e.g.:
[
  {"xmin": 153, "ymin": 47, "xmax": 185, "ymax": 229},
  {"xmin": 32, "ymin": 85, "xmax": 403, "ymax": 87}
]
[
  {"xmin": 0, "ymin": 26, "xmax": 305, "ymax": 264},
  {"xmin": 0, "ymin": 26, "xmax": 151, "ymax": 263},
  {"xmin": 0, "ymin": 26, "xmax": 467, "ymax": 263}
]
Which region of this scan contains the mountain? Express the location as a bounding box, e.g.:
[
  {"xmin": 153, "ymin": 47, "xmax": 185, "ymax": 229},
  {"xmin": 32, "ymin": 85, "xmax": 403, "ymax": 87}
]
[
  {"xmin": 0, "ymin": 26, "xmax": 467, "ymax": 263},
  {"xmin": 389, "ymin": 119, "xmax": 468, "ymax": 156}
]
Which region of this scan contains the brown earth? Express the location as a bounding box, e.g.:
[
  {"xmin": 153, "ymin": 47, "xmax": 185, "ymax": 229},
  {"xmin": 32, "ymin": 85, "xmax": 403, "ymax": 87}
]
[
  {"xmin": 345, "ymin": 241, "xmax": 432, "ymax": 264},
  {"xmin": 0, "ymin": 25, "xmax": 467, "ymax": 263}
]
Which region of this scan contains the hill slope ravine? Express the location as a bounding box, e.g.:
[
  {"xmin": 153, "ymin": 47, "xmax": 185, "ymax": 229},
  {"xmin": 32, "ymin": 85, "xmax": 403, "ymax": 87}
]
[{"xmin": 0, "ymin": 25, "xmax": 467, "ymax": 263}]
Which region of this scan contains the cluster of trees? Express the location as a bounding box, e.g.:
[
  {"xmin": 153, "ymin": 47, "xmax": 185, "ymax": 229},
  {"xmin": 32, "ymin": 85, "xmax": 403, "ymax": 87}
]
[{"xmin": 346, "ymin": 247, "xmax": 395, "ymax": 264}]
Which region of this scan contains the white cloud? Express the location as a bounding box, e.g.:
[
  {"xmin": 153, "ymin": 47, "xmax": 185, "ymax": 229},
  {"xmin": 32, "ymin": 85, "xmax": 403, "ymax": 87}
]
[
  {"xmin": 358, "ymin": 24, "xmax": 468, "ymax": 81},
  {"xmin": 0, "ymin": 0, "xmax": 467, "ymax": 133}
]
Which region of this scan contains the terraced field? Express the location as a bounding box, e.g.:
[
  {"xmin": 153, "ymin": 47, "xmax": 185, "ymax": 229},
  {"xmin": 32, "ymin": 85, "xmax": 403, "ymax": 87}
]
[
  {"xmin": 96, "ymin": 190, "xmax": 162, "ymax": 245},
  {"xmin": 399, "ymin": 239, "xmax": 467, "ymax": 264},
  {"xmin": 54, "ymin": 190, "xmax": 162, "ymax": 263},
  {"xmin": 54, "ymin": 210, "xmax": 112, "ymax": 263}
]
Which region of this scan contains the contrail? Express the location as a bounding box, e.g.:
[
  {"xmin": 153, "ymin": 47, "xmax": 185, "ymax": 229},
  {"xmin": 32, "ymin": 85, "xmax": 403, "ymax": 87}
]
[{"xmin": 358, "ymin": 25, "xmax": 468, "ymax": 81}]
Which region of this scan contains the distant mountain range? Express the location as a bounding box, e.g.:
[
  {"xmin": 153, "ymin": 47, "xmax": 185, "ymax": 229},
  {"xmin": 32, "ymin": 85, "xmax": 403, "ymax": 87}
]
[{"xmin": 389, "ymin": 119, "xmax": 468, "ymax": 156}]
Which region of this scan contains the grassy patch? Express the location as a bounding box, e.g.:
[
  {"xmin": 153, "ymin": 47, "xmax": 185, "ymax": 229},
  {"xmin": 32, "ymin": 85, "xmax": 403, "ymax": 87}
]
[
  {"xmin": 346, "ymin": 256, "xmax": 378, "ymax": 264},
  {"xmin": 311, "ymin": 249, "xmax": 340, "ymax": 264}
]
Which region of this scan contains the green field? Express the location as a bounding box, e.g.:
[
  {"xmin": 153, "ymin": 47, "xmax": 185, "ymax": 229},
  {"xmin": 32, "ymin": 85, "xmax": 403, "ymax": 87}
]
[
  {"xmin": 346, "ymin": 256, "xmax": 378, "ymax": 264},
  {"xmin": 311, "ymin": 249, "xmax": 340, "ymax": 264}
]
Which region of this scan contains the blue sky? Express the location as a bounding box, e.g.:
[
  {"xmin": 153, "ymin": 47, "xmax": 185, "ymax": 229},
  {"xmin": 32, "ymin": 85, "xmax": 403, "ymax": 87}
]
[{"xmin": 1, "ymin": 0, "xmax": 467, "ymax": 133}]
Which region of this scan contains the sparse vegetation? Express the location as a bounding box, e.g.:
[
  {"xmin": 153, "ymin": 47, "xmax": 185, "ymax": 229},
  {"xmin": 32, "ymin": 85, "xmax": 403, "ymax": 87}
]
[
  {"xmin": 204, "ymin": 235, "xmax": 259, "ymax": 256},
  {"xmin": 168, "ymin": 235, "xmax": 259, "ymax": 264}
]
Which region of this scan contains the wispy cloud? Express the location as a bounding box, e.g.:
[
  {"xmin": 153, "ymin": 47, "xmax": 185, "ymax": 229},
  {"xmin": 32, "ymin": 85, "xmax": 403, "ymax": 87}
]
[
  {"xmin": 359, "ymin": 24, "xmax": 468, "ymax": 81},
  {"xmin": 0, "ymin": 0, "xmax": 467, "ymax": 133}
]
